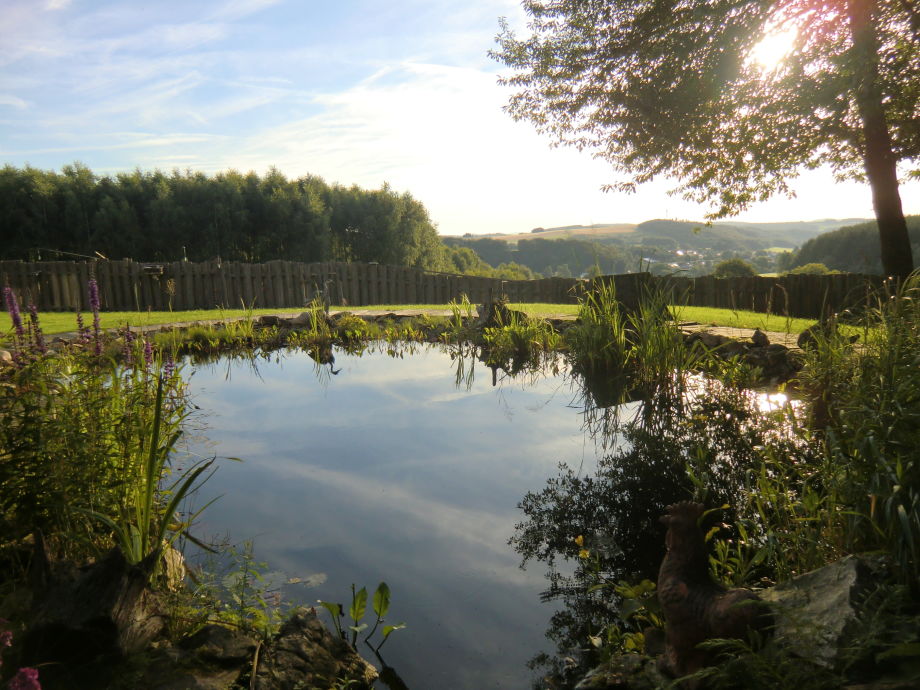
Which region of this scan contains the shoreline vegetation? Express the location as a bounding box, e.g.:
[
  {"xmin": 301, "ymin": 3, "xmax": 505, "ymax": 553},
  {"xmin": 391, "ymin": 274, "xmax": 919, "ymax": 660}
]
[
  {"xmin": 1, "ymin": 303, "xmax": 817, "ymax": 338},
  {"xmin": 2, "ymin": 277, "xmax": 919, "ymax": 688}
]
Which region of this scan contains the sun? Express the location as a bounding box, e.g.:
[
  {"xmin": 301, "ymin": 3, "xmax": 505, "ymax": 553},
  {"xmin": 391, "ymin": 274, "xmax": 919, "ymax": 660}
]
[{"xmin": 749, "ymin": 27, "xmax": 798, "ymax": 71}]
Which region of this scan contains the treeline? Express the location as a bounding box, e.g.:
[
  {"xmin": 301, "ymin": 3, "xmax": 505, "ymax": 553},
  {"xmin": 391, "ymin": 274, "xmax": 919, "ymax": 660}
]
[
  {"xmin": 443, "ymin": 236, "xmax": 641, "ymax": 278},
  {"xmin": 781, "ymin": 216, "xmax": 920, "ymax": 274},
  {"xmin": 0, "ymin": 163, "xmax": 461, "ymax": 272}
]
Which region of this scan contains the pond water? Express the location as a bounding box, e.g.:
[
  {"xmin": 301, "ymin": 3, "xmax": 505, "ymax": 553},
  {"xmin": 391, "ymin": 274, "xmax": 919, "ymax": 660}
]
[{"xmin": 184, "ymin": 344, "xmax": 604, "ymax": 688}]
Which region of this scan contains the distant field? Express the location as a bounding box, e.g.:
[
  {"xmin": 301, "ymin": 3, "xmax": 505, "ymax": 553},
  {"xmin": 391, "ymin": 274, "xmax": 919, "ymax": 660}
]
[
  {"xmin": 3, "ymin": 303, "xmax": 816, "ymax": 338},
  {"xmin": 458, "ymin": 223, "xmax": 637, "ymax": 243}
]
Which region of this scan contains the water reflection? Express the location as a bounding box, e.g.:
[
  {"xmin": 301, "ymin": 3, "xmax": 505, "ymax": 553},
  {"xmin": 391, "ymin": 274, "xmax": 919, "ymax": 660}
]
[
  {"xmin": 185, "ymin": 343, "xmax": 589, "ymax": 689},
  {"xmin": 513, "ymin": 368, "xmax": 808, "ymax": 687},
  {"xmin": 183, "ymin": 340, "xmax": 806, "ymax": 688}
]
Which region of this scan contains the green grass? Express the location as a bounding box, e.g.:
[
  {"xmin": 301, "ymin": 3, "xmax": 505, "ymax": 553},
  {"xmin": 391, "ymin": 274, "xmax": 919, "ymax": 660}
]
[
  {"xmin": 1, "ymin": 307, "xmax": 306, "ymax": 336},
  {"xmin": 2, "ymin": 303, "xmax": 816, "ymax": 338},
  {"xmin": 673, "ymin": 306, "xmax": 814, "ymax": 333}
]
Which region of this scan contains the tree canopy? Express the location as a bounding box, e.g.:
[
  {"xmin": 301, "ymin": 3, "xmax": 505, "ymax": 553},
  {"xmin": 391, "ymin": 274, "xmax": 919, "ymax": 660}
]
[
  {"xmin": 493, "ymin": 0, "xmax": 920, "ymax": 277},
  {"xmin": 0, "ymin": 164, "xmax": 445, "ymax": 270}
]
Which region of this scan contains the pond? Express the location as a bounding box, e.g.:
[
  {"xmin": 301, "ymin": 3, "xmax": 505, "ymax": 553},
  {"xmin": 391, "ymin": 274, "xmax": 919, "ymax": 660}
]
[{"xmin": 184, "ymin": 343, "xmax": 606, "ymax": 688}]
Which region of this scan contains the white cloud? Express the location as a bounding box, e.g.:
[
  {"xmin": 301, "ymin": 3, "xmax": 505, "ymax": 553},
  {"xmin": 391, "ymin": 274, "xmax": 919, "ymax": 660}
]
[{"xmin": 0, "ymin": 95, "xmax": 28, "ymax": 109}]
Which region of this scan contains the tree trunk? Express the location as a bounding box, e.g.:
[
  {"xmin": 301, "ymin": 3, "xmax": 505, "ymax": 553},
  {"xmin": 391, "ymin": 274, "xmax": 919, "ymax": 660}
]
[{"xmin": 849, "ymin": 0, "xmax": 914, "ymax": 279}]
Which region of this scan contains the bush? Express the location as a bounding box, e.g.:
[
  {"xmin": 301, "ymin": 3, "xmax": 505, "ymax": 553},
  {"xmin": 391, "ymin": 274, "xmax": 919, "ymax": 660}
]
[{"xmin": 711, "ymin": 258, "xmax": 757, "ymax": 278}]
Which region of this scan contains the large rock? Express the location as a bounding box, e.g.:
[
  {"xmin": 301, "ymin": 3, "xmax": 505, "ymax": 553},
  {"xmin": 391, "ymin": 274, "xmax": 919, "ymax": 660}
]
[
  {"xmin": 22, "ymin": 547, "xmax": 164, "ymax": 667},
  {"xmin": 142, "ymin": 625, "xmax": 258, "ymax": 690},
  {"xmin": 252, "ymin": 608, "xmax": 378, "ymax": 689},
  {"xmin": 761, "ymin": 555, "xmax": 873, "ymax": 668}
]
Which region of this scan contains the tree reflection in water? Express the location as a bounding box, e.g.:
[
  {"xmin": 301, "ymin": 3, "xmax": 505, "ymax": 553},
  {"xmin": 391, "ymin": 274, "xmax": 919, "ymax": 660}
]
[{"xmin": 513, "ymin": 365, "xmax": 810, "ymax": 688}]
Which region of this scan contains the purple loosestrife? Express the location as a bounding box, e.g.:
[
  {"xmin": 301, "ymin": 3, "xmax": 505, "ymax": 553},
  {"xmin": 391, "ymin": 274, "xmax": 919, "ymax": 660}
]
[
  {"xmin": 28, "ymin": 303, "xmax": 46, "ymax": 355},
  {"xmin": 4, "ymin": 286, "xmax": 25, "ymax": 341},
  {"xmin": 144, "ymin": 338, "xmax": 154, "ymax": 368},
  {"xmin": 8, "ymin": 667, "xmax": 41, "ymax": 690},
  {"xmin": 164, "ymin": 352, "xmax": 175, "ymax": 378},
  {"xmin": 76, "ymin": 312, "xmax": 91, "ymax": 343},
  {"xmin": 121, "ymin": 324, "xmax": 135, "ymax": 367},
  {"xmin": 88, "ymin": 279, "xmax": 102, "ymax": 356}
]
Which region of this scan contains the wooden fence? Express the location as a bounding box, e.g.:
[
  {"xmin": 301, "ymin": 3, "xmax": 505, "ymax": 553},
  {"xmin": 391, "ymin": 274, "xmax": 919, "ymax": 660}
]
[
  {"xmin": 0, "ymin": 260, "xmax": 582, "ymax": 313},
  {"xmin": 658, "ymin": 273, "xmax": 889, "ymax": 319},
  {"xmin": 0, "ymin": 259, "xmax": 891, "ymax": 320}
]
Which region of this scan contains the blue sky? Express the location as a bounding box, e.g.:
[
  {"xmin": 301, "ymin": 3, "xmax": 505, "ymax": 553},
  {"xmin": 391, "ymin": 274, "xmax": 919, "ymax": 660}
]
[{"xmin": 2, "ymin": 0, "xmax": 917, "ymax": 235}]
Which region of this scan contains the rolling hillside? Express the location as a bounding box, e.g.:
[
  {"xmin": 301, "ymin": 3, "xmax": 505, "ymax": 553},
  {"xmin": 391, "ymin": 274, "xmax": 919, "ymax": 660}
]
[{"xmin": 449, "ymin": 218, "xmax": 870, "ymax": 249}]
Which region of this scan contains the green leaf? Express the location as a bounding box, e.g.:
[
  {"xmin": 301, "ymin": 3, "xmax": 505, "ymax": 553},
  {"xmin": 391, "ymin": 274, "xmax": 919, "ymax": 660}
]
[
  {"xmin": 382, "ymin": 623, "xmax": 406, "ymax": 639},
  {"xmin": 318, "ymin": 600, "xmax": 343, "ymax": 619},
  {"xmin": 373, "ymin": 582, "xmax": 391, "ymax": 618},
  {"xmin": 349, "ymin": 623, "xmax": 368, "ymax": 634},
  {"xmin": 349, "ymin": 586, "xmax": 367, "ymax": 623}
]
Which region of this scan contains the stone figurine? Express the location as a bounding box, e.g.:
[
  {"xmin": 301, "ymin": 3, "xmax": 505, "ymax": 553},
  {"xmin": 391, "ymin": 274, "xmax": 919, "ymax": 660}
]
[{"xmin": 657, "ymin": 501, "xmax": 772, "ymax": 679}]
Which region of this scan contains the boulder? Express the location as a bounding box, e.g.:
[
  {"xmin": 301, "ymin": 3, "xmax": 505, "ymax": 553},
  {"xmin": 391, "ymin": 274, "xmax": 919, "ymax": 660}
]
[
  {"xmin": 685, "ymin": 330, "xmax": 732, "ymax": 350},
  {"xmin": 21, "ymin": 547, "xmax": 165, "ymax": 667},
  {"xmin": 751, "ymin": 328, "xmax": 770, "ymax": 348},
  {"xmin": 258, "ymin": 315, "xmax": 291, "ymax": 329},
  {"xmin": 252, "ymin": 608, "xmax": 378, "ymax": 689},
  {"xmin": 141, "ymin": 625, "xmax": 258, "ymax": 690},
  {"xmin": 761, "ymin": 555, "xmax": 873, "ymax": 668},
  {"xmin": 289, "ymin": 311, "xmax": 315, "ymax": 327}
]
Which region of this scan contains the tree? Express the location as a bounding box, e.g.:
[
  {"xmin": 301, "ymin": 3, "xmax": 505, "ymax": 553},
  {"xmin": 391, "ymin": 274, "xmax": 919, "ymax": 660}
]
[
  {"xmin": 493, "ymin": 0, "xmax": 919, "ymax": 278},
  {"xmin": 786, "ymin": 262, "xmax": 836, "ymax": 274},
  {"xmin": 712, "ymin": 258, "xmax": 757, "ymax": 278}
]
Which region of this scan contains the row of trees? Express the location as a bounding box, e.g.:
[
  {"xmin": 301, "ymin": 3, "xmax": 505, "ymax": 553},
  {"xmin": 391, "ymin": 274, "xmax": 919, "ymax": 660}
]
[{"xmin": 0, "ymin": 164, "xmax": 449, "ymax": 269}]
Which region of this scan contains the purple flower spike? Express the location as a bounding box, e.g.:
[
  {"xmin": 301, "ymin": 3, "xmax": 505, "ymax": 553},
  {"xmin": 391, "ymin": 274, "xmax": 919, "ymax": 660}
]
[
  {"xmin": 28, "ymin": 303, "xmax": 46, "ymax": 354},
  {"xmin": 4, "ymin": 286, "xmax": 25, "ymax": 340},
  {"xmin": 164, "ymin": 352, "xmax": 175, "ymax": 378},
  {"xmin": 9, "ymin": 667, "xmax": 41, "ymax": 690},
  {"xmin": 88, "ymin": 279, "xmax": 102, "ymax": 356},
  {"xmin": 144, "ymin": 338, "xmax": 154, "ymax": 367}
]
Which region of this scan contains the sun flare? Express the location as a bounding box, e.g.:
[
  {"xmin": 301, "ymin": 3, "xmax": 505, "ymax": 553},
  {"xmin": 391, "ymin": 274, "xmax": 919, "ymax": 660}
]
[{"xmin": 749, "ymin": 27, "xmax": 798, "ymax": 70}]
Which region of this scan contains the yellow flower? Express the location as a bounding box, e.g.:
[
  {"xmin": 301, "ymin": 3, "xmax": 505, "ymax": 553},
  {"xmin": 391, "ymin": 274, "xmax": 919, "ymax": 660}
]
[
  {"xmin": 579, "ymin": 548, "xmax": 590, "ymax": 559},
  {"xmin": 574, "ymin": 534, "xmax": 584, "ymax": 547}
]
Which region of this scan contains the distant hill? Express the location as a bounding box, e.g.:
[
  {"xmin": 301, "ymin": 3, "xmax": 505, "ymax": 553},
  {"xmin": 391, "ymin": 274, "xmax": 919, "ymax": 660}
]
[
  {"xmin": 459, "ymin": 223, "xmax": 636, "ymax": 243},
  {"xmin": 448, "ymin": 218, "xmax": 870, "ymax": 250},
  {"xmin": 786, "ymin": 216, "xmax": 920, "ymax": 274}
]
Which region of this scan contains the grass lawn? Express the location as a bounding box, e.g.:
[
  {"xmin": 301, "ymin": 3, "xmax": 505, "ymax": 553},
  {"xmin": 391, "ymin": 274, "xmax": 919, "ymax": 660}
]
[
  {"xmin": 673, "ymin": 306, "xmax": 815, "ymax": 333},
  {"xmin": 2, "ymin": 303, "xmax": 817, "ymax": 338}
]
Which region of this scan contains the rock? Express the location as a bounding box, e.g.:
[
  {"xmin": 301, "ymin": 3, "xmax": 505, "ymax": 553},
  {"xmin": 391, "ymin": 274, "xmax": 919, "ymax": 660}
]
[
  {"xmin": 475, "ymin": 300, "xmax": 527, "ymax": 329},
  {"xmin": 761, "ymin": 555, "xmax": 873, "ymax": 668},
  {"xmin": 253, "ymin": 608, "xmax": 378, "ymax": 689},
  {"xmin": 160, "ymin": 544, "xmax": 186, "ymax": 592},
  {"xmin": 22, "ymin": 547, "xmax": 165, "ymax": 667},
  {"xmin": 258, "ymin": 314, "xmax": 290, "ymax": 328},
  {"xmin": 142, "ymin": 625, "xmax": 258, "ymax": 690},
  {"xmin": 716, "ymin": 339, "xmax": 748, "ymax": 358},
  {"xmin": 178, "ymin": 624, "xmax": 258, "ymax": 667},
  {"xmin": 289, "ymin": 311, "xmax": 315, "ymax": 327},
  {"xmin": 751, "ymin": 328, "xmax": 770, "ymax": 348},
  {"xmin": 685, "ymin": 330, "xmax": 732, "ymax": 349}
]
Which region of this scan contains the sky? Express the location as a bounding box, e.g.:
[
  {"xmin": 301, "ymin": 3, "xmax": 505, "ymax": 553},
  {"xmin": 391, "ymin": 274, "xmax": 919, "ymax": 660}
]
[{"xmin": 1, "ymin": 0, "xmax": 917, "ymax": 236}]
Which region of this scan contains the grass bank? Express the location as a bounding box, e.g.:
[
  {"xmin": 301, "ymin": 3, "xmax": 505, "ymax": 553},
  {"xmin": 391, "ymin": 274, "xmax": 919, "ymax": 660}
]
[{"xmin": 2, "ymin": 303, "xmax": 818, "ymax": 338}]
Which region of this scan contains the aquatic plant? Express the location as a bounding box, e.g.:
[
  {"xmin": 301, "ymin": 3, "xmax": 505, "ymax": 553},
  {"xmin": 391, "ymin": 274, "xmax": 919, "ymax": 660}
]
[
  {"xmin": 81, "ymin": 374, "xmax": 216, "ymax": 570},
  {"xmin": 318, "ymin": 582, "xmax": 406, "ymax": 652}
]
